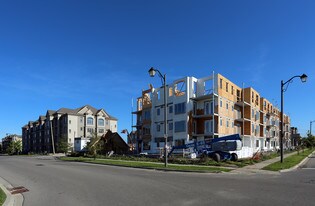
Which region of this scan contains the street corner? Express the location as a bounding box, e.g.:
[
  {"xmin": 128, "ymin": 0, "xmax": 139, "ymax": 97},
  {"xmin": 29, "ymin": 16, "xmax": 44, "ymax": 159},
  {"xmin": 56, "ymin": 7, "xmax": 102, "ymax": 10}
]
[{"xmin": 0, "ymin": 177, "xmax": 24, "ymax": 206}]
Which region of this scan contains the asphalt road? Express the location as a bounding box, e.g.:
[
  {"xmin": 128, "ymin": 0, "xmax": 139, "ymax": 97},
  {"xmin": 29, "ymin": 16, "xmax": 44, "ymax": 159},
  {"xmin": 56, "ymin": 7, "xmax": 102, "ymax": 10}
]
[
  {"xmin": 0, "ymin": 155, "xmax": 314, "ymax": 206},
  {"xmin": 301, "ymin": 153, "xmax": 315, "ymax": 169}
]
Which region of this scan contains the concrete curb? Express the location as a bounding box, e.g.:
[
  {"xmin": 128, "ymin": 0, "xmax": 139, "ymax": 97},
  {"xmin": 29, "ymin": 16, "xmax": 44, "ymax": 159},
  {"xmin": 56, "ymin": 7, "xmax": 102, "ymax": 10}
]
[
  {"xmin": 0, "ymin": 177, "xmax": 23, "ymax": 206},
  {"xmin": 280, "ymin": 150, "xmax": 315, "ymax": 173}
]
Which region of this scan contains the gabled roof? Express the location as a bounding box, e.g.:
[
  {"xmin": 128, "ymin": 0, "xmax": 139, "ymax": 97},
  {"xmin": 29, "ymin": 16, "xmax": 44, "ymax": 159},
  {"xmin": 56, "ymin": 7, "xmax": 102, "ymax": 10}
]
[
  {"xmin": 55, "ymin": 108, "xmax": 77, "ymax": 115},
  {"xmin": 47, "ymin": 110, "xmax": 56, "ymax": 116},
  {"xmin": 22, "ymin": 124, "xmax": 29, "ymax": 129},
  {"xmin": 39, "ymin": 115, "xmax": 46, "ymax": 121},
  {"xmin": 75, "ymin": 105, "xmax": 98, "ymax": 114}
]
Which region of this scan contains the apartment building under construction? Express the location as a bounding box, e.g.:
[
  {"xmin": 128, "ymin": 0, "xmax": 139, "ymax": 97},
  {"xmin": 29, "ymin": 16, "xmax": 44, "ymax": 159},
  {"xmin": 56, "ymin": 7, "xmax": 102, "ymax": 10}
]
[{"xmin": 133, "ymin": 72, "xmax": 291, "ymax": 158}]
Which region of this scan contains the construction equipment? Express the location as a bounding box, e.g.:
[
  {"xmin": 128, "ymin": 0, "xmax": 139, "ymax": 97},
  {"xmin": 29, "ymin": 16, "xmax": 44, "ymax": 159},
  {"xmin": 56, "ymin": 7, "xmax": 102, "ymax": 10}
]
[{"xmin": 168, "ymin": 134, "xmax": 242, "ymax": 162}]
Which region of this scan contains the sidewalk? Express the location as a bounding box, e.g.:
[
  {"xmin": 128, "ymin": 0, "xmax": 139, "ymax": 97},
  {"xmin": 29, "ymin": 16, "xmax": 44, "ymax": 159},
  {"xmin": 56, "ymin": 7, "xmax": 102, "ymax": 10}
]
[
  {"xmin": 232, "ymin": 151, "xmax": 298, "ymax": 174},
  {"xmin": 0, "ymin": 177, "xmax": 23, "ymax": 206}
]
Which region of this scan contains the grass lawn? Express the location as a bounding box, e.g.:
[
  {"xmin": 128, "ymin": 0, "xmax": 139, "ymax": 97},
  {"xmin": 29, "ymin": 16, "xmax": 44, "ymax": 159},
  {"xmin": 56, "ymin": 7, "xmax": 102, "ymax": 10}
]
[
  {"xmin": 60, "ymin": 157, "xmax": 232, "ymax": 173},
  {"xmin": 0, "ymin": 187, "xmax": 6, "ymax": 206},
  {"xmin": 262, "ymin": 149, "xmax": 314, "ymax": 171}
]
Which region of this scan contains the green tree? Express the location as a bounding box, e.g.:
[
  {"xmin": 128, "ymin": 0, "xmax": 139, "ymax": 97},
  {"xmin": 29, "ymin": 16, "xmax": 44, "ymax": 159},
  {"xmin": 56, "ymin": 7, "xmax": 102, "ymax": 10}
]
[
  {"xmin": 302, "ymin": 133, "xmax": 315, "ymax": 148},
  {"xmin": 85, "ymin": 133, "xmax": 104, "ymax": 159},
  {"xmin": 57, "ymin": 135, "xmax": 71, "ymax": 153},
  {"xmin": 14, "ymin": 140, "xmax": 22, "ymax": 154},
  {"xmin": 6, "ymin": 140, "xmax": 22, "ymax": 155}
]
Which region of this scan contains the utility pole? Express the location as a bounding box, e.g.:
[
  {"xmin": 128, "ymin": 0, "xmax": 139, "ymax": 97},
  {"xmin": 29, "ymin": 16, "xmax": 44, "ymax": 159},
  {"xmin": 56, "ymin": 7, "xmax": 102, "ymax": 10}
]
[{"xmin": 310, "ymin": 120, "xmax": 315, "ymax": 136}]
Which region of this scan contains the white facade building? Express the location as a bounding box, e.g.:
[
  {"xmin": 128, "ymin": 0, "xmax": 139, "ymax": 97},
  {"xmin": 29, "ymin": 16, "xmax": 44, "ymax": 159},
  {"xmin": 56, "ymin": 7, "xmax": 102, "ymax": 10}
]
[{"xmin": 133, "ymin": 72, "xmax": 291, "ymax": 158}]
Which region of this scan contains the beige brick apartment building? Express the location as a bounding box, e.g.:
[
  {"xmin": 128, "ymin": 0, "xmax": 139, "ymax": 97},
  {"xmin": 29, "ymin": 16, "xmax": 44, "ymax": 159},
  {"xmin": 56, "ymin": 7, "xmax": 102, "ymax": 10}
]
[{"xmin": 22, "ymin": 105, "xmax": 118, "ymax": 154}]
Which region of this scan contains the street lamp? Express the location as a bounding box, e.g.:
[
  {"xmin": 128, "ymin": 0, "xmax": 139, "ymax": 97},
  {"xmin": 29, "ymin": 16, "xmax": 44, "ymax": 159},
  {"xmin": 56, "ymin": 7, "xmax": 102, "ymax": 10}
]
[
  {"xmin": 148, "ymin": 67, "xmax": 168, "ymax": 167},
  {"xmin": 310, "ymin": 120, "xmax": 315, "ymax": 136},
  {"xmin": 121, "ymin": 129, "xmax": 135, "ymax": 154},
  {"xmin": 280, "ymin": 74, "xmax": 307, "ymax": 163}
]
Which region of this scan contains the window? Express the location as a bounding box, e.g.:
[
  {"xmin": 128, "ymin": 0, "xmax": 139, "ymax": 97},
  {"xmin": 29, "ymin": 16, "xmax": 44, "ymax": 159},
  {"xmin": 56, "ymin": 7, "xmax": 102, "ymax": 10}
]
[
  {"xmin": 87, "ymin": 117, "xmax": 93, "ymax": 125},
  {"xmin": 220, "ymin": 99, "xmax": 222, "ymax": 107},
  {"xmin": 175, "ymin": 121, "xmax": 186, "ymax": 132},
  {"xmin": 144, "ymin": 110, "xmax": 151, "ymax": 120},
  {"xmin": 231, "ymin": 86, "xmax": 234, "ymax": 95},
  {"xmin": 80, "ymin": 127, "xmax": 83, "ymax": 131},
  {"xmin": 252, "ymin": 124, "xmax": 254, "ymax": 133},
  {"xmin": 252, "ymin": 109, "xmax": 254, "ymax": 118},
  {"xmin": 193, "ymin": 81, "xmax": 197, "ymax": 95},
  {"xmin": 256, "ymin": 140, "xmax": 259, "ymax": 147},
  {"xmin": 204, "ymin": 101, "xmax": 213, "ymax": 115},
  {"xmin": 157, "ymin": 108, "xmax": 160, "ymax": 116},
  {"xmin": 220, "ymin": 118, "xmax": 222, "ymax": 126},
  {"xmin": 99, "ymin": 129, "xmax": 104, "ymax": 133},
  {"xmin": 157, "ymin": 124, "xmax": 161, "ymax": 132},
  {"xmin": 69, "ymin": 129, "xmax": 71, "ymax": 133},
  {"xmin": 226, "ymin": 102, "xmax": 229, "ymax": 110},
  {"xmin": 80, "ymin": 117, "xmax": 83, "ymax": 123},
  {"xmin": 226, "ymin": 82, "xmax": 229, "ymax": 92},
  {"xmin": 205, "ymin": 120, "xmax": 213, "ymax": 133},
  {"xmin": 231, "ymin": 121, "xmax": 234, "ymax": 128},
  {"xmin": 69, "ymin": 120, "xmax": 71, "ymax": 124},
  {"xmin": 87, "ymin": 128, "xmax": 94, "ymax": 133},
  {"xmin": 232, "ymin": 105, "xmax": 234, "ymax": 111},
  {"xmin": 256, "ymin": 111, "xmax": 259, "ymax": 121},
  {"xmin": 220, "ymin": 78, "xmax": 223, "ymax": 89},
  {"xmin": 157, "ymin": 90, "xmax": 161, "ymax": 100},
  {"xmin": 175, "ymin": 102, "xmax": 186, "ymax": 114},
  {"xmin": 256, "ymin": 95, "xmax": 259, "ymax": 105},
  {"xmin": 169, "ymin": 122, "xmax": 173, "ymax": 131},
  {"xmin": 226, "ymin": 119, "xmax": 229, "ymax": 127},
  {"xmin": 143, "ymin": 141, "xmax": 151, "ymax": 150},
  {"xmin": 98, "ymin": 119, "xmax": 104, "ymax": 126},
  {"xmin": 169, "ymin": 105, "xmax": 173, "ymax": 114}
]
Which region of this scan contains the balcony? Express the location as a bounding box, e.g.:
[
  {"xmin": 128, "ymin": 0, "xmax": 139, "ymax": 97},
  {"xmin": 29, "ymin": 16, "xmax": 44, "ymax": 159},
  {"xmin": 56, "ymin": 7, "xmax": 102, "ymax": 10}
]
[
  {"xmin": 235, "ymin": 100, "xmax": 250, "ymax": 107},
  {"xmin": 266, "ymin": 120, "xmax": 277, "ymax": 128}
]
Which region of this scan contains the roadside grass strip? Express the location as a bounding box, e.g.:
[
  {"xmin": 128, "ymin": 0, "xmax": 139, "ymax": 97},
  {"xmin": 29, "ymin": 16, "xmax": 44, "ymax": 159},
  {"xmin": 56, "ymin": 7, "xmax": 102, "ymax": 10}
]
[
  {"xmin": 262, "ymin": 149, "xmax": 314, "ymax": 171},
  {"xmin": 60, "ymin": 157, "xmax": 231, "ymax": 173},
  {"xmin": 0, "ymin": 187, "xmax": 6, "ymax": 206}
]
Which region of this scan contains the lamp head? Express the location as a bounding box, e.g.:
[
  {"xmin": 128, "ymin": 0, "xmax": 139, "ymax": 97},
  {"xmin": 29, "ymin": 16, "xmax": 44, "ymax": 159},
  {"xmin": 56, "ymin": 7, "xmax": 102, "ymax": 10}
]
[
  {"xmin": 148, "ymin": 67, "xmax": 156, "ymax": 77},
  {"xmin": 300, "ymin": 74, "xmax": 307, "ymax": 83}
]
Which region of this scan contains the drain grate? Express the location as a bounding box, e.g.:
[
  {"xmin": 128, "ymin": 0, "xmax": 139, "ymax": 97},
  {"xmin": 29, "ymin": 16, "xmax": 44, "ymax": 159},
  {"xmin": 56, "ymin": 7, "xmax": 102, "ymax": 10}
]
[
  {"xmin": 8, "ymin": 186, "xmax": 29, "ymax": 194},
  {"xmin": 36, "ymin": 164, "xmax": 44, "ymax": 166}
]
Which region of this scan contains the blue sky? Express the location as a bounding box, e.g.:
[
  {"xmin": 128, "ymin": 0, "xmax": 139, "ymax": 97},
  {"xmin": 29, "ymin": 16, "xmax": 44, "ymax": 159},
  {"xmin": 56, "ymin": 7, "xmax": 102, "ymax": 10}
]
[{"xmin": 0, "ymin": 0, "xmax": 314, "ymax": 141}]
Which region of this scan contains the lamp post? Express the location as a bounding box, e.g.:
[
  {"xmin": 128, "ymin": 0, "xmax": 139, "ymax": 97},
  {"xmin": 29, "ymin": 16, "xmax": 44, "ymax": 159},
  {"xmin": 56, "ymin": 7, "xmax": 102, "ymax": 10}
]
[
  {"xmin": 280, "ymin": 74, "xmax": 307, "ymax": 163},
  {"xmin": 148, "ymin": 67, "xmax": 168, "ymax": 167},
  {"xmin": 310, "ymin": 120, "xmax": 315, "ymax": 136},
  {"xmin": 121, "ymin": 129, "xmax": 135, "ymax": 154}
]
